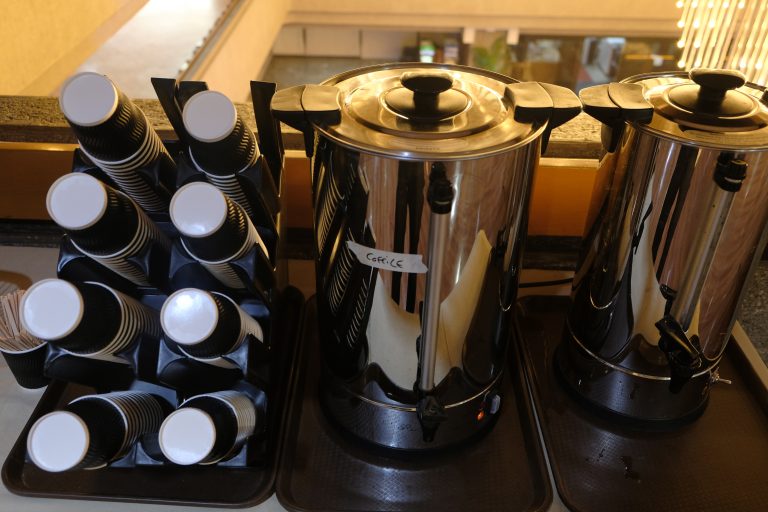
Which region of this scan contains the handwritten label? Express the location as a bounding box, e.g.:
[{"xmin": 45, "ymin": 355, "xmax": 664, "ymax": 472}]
[{"xmin": 346, "ymin": 241, "xmax": 428, "ymax": 273}]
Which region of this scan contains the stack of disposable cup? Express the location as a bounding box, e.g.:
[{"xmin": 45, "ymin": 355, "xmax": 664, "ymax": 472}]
[
  {"xmin": 158, "ymin": 390, "xmax": 257, "ymax": 465},
  {"xmin": 59, "ymin": 72, "xmax": 174, "ymax": 213},
  {"xmin": 183, "ymin": 90, "xmax": 259, "ymax": 217},
  {"xmin": 170, "ymin": 182, "xmax": 269, "ymax": 290},
  {"xmin": 47, "ymin": 173, "xmax": 170, "ymax": 287}
]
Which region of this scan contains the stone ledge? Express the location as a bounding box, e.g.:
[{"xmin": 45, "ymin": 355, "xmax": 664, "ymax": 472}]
[{"xmin": 0, "ymin": 96, "xmax": 603, "ymax": 159}]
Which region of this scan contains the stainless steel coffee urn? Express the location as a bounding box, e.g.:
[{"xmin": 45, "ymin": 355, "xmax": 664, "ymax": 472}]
[
  {"xmin": 272, "ymin": 63, "xmax": 580, "ymax": 449},
  {"xmin": 558, "ymin": 69, "xmax": 768, "ymax": 423}
]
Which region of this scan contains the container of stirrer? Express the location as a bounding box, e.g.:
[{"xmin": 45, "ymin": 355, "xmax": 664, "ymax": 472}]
[{"xmin": 0, "ymin": 290, "xmax": 49, "ymax": 389}]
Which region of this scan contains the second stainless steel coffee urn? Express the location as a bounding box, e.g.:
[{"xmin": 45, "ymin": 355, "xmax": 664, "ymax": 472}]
[
  {"xmin": 559, "ymin": 69, "xmax": 768, "ymax": 423},
  {"xmin": 273, "ymin": 63, "xmax": 580, "ymax": 450}
]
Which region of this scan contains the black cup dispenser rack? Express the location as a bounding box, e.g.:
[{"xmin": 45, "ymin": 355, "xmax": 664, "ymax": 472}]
[{"xmin": 1, "ymin": 74, "xmax": 304, "ymax": 509}]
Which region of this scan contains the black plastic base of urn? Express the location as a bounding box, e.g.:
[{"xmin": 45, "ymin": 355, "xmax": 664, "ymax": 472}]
[
  {"xmin": 555, "ymin": 329, "xmax": 711, "ymax": 425},
  {"xmin": 516, "ymin": 295, "xmax": 768, "ymax": 512},
  {"xmin": 319, "ymin": 368, "xmax": 503, "ymax": 452},
  {"xmin": 275, "ymin": 297, "xmax": 552, "ymax": 512}
]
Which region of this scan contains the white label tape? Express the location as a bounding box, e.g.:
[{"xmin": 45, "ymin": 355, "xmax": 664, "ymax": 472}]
[{"xmin": 346, "ymin": 241, "xmax": 428, "ymax": 274}]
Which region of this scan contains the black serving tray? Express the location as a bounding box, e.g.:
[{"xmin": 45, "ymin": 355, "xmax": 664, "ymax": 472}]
[
  {"xmin": 1, "ymin": 287, "xmax": 304, "ymax": 508},
  {"xmin": 275, "ymin": 297, "xmax": 552, "ymax": 512},
  {"xmin": 515, "ymin": 295, "xmax": 768, "ymax": 512}
]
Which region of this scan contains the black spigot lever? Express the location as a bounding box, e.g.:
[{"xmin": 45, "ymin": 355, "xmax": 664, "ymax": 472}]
[
  {"xmin": 416, "ymin": 395, "xmax": 448, "ymax": 443},
  {"xmin": 656, "ymin": 314, "xmax": 704, "ymax": 393}
]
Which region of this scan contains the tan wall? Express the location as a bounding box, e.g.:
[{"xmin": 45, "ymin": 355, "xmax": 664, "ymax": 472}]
[
  {"xmin": 0, "ymin": 0, "xmax": 147, "ymax": 95},
  {"xmin": 190, "ymin": 0, "xmax": 291, "ymax": 101},
  {"xmin": 287, "ymin": 0, "xmax": 681, "ymax": 36},
  {"xmin": 0, "ymin": 142, "xmax": 597, "ymax": 238}
]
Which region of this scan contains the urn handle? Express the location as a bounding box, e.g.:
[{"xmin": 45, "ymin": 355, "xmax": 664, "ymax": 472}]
[
  {"xmin": 505, "ymin": 81, "xmax": 582, "ymax": 153},
  {"xmin": 271, "ymin": 84, "xmax": 341, "ymax": 157},
  {"xmin": 579, "ymin": 83, "xmax": 653, "ymax": 152}
]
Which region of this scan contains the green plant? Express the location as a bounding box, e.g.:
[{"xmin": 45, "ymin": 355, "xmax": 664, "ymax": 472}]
[{"xmin": 472, "ymin": 35, "xmax": 511, "ymax": 73}]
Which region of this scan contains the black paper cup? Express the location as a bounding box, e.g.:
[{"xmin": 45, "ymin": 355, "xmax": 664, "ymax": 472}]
[
  {"xmin": 92, "ymin": 207, "xmax": 170, "ymax": 286},
  {"xmin": 21, "ymin": 279, "xmax": 159, "ymax": 358},
  {"xmin": 171, "ymin": 182, "xmax": 249, "ymax": 260},
  {"xmin": 203, "ymin": 172, "xmax": 254, "ymax": 217},
  {"xmin": 60, "ymin": 72, "xmax": 171, "ymax": 213},
  {"xmin": 22, "ymin": 279, "xmax": 119, "ymax": 355},
  {"xmin": 95, "ymin": 392, "xmax": 167, "ymax": 454},
  {"xmin": 170, "ymin": 182, "xmax": 267, "ymax": 288},
  {"xmin": 47, "ymin": 173, "xmax": 139, "ymax": 256},
  {"xmin": 101, "ymin": 284, "xmax": 162, "ymax": 355},
  {"xmin": 183, "ymin": 90, "xmax": 259, "ymax": 176},
  {"xmin": 160, "ymin": 289, "xmax": 261, "ymax": 361},
  {"xmin": 27, "ymin": 399, "xmax": 126, "ymax": 472},
  {"xmin": 159, "ymin": 391, "xmax": 256, "ymax": 465},
  {"xmin": 83, "ymin": 132, "xmax": 171, "ymax": 214},
  {"xmin": 0, "ymin": 344, "xmax": 49, "ymax": 389},
  {"xmin": 47, "ymin": 174, "xmax": 169, "ymax": 285},
  {"xmin": 27, "ymin": 391, "xmax": 167, "ymax": 472},
  {"xmin": 59, "ymin": 72, "xmax": 147, "ymax": 162}
]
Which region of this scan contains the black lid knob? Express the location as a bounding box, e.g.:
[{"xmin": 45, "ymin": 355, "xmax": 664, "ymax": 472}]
[
  {"xmin": 668, "ymin": 68, "xmax": 753, "ymax": 117},
  {"xmin": 690, "ymin": 68, "xmax": 746, "ymax": 102},
  {"xmin": 385, "ymin": 71, "xmax": 468, "ymax": 122},
  {"xmin": 400, "ymin": 72, "xmax": 454, "ymax": 95}
]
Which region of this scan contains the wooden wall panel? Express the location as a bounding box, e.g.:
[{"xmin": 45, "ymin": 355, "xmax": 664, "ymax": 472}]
[
  {"xmin": 0, "ymin": 143, "xmax": 75, "ymax": 219},
  {"xmin": 0, "ymin": 144, "xmax": 598, "ymax": 238},
  {"xmin": 529, "ymin": 158, "xmax": 598, "ymax": 237}
]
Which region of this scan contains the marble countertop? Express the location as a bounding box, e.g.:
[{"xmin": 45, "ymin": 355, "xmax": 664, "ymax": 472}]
[
  {"xmin": 737, "ymin": 260, "xmax": 768, "ymax": 364},
  {"xmin": 0, "ymin": 96, "xmax": 604, "ymax": 159},
  {"xmin": 0, "ymin": 248, "xmax": 765, "ymax": 511}
]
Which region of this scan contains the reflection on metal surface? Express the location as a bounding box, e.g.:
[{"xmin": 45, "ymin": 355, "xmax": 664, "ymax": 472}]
[
  {"xmin": 315, "ymin": 63, "xmax": 547, "ymax": 161},
  {"xmin": 313, "ymin": 138, "xmax": 539, "ymax": 449},
  {"xmin": 562, "ymin": 123, "xmax": 768, "ymax": 421}
]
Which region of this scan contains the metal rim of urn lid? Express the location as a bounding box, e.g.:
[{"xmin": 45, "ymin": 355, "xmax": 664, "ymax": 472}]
[
  {"xmin": 59, "ymin": 72, "xmax": 119, "ymax": 127},
  {"xmin": 331, "ymin": 365, "xmax": 505, "ymax": 413},
  {"xmin": 312, "ymin": 62, "xmax": 551, "ymax": 161},
  {"xmin": 622, "ymin": 70, "xmax": 768, "ymax": 151}
]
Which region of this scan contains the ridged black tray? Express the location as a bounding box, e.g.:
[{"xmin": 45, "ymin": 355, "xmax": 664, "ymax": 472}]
[
  {"xmin": 1, "ymin": 286, "xmax": 304, "ymax": 508},
  {"xmin": 516, "ymin": 295, "xmax": 768, "ymax": 512},
  {"xmin": 275, "ymin": 296, "xmax": 552, "ymax": 512}
]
